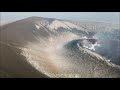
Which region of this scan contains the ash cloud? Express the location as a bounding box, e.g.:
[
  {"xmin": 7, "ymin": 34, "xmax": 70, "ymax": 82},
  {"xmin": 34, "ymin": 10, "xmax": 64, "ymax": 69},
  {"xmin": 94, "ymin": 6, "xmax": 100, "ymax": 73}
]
[{"xmin": 93, "ymin": 29, "xmax": 120, "ymax": 65}]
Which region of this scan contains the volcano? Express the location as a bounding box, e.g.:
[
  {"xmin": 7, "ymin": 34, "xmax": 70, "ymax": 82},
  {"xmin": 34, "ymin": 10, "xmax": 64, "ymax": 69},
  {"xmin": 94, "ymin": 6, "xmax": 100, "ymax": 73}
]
[{"xmin": 0, "ymin": 16, "xmax": 120, "ymax": 78}]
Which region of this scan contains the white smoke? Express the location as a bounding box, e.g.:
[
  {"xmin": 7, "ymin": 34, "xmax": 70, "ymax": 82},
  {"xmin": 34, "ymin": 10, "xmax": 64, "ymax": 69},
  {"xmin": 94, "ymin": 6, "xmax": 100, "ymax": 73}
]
[
  {"xmin": 81, "ymin": 38, "xmax": 101, "ymax": 51},
  {"xmin": 87, "ymin": 42, "xmax": 101, "ymax": 51},
  {"xmin": 81, "ymin": 36, "xmax": 88, "ymax": 39}
]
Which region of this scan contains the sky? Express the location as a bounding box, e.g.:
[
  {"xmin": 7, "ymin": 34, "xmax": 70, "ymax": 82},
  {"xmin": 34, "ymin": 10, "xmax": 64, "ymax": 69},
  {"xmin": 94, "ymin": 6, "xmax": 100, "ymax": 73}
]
[{"xmin": 1, "ymin": 12, "xmax": 120, "ymax": 24}]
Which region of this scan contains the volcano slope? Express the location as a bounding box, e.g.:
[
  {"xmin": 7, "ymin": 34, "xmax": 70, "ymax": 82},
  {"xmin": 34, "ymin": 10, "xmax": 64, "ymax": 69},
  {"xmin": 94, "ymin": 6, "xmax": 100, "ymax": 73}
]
[{"xmin": 0, "ymin": 16, "xmax": 120, "ymax": 78}]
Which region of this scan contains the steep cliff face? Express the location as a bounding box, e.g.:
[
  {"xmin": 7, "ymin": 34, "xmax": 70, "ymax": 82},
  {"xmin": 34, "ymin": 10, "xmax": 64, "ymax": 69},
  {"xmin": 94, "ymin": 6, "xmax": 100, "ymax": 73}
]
[{"xmin": 0, "ymin": 16, "xmax": 120, "ymax": 78}]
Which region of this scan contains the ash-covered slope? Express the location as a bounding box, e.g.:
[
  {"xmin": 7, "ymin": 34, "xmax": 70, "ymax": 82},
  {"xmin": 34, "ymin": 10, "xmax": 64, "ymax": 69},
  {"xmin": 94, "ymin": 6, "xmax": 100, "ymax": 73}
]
[
  {"xmin": 71, "ymin": 20, "xmax": 120, "ymax": 65},
  {"xmin": 0, "ymin": 16, "xmax": 120, "ymax": 78}
]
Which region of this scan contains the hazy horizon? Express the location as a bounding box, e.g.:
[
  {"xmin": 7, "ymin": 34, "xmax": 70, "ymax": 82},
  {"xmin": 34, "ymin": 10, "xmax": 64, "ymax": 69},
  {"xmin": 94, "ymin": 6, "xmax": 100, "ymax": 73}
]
[{"xmin": 1, "ymin": 12, "xmax": 119, "ymax": 24}]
